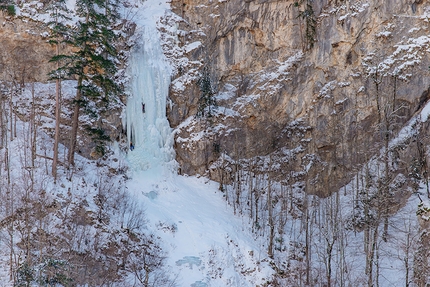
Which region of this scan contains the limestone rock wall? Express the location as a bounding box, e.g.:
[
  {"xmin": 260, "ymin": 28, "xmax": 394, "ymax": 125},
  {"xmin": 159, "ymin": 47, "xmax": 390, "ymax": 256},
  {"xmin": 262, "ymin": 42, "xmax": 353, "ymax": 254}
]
[
  {"xmin": 167, "ymin": 0, "xmax": 430, "ymax": 196},
  {"xmin": 0, "ymin": 12, "xmax": 55, "ymax": 83}
]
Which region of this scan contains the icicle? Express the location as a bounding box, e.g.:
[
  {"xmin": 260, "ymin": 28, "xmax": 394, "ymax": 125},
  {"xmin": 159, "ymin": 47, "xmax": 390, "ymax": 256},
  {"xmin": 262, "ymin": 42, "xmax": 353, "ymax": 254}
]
[{"xmin": 124, "ymin": 26, "xmax": 176, "ymax": 173}]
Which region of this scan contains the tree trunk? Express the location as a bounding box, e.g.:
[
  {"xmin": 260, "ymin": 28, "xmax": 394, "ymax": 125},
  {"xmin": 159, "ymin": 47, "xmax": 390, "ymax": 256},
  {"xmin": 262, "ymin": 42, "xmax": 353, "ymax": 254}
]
[
  {"xmin": 7, "ymin": 183, "xmax": 14, "ymax": 281},
  {"xmin": 9, "ymin": 88, "xmax": 13, "ymax": 141},
  {"xmin": 144, "ymin": 266, "xmax": 149, "ymax": 286},
  {"xmin": 53, "ymin": 35, "xmax": 61, "ymax": 181},
  {"xmin": 305, "ymin": 195, "xmax": 311, "ymax": 286},
  {"xmin": 267, "ymin": 176, "xmax": 274, "ymax": 259},
  {"xmin": 327, "ymin": 240, "xmax": 333, "ymax": 287},
  {"xmin": 31, "ymin": 82, "xmax": 36, "ymax": 166},
  {"xmin": 68, "ymin": 77, "xmax": 82, "ymax": 166},
  {"xmin": 0, "ymin": 93, "xmax": 4, "ymax": 149}
]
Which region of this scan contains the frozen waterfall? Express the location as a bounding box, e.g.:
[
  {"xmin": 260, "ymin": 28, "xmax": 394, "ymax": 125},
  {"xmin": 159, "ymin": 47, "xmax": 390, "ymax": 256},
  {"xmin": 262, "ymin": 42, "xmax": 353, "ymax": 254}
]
[{"xmin": 124, "ymin": 26, "xmax": 176, "ymax": 173}]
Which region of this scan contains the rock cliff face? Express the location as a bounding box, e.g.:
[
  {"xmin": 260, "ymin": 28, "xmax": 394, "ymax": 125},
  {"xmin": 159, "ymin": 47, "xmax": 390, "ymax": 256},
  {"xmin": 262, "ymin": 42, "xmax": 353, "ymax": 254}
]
[
  {"xmin": 1, "ymin": 1, "xmax": 430, "ymax": 197},
  {"xmin": 0, "ymin": 13, "xmax": 55, "ymax": 83},
  {"xmin": 166, "ymin": 0, "xmax": 430, "ymax": 196}
]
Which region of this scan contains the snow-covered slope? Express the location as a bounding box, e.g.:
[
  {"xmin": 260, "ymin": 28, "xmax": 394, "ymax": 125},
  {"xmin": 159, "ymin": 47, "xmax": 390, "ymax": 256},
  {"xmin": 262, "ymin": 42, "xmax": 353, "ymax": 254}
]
[
  {"xmin": 126, "ymin": 170, "xmax": 272, "ymax": 286},
  {"xmin": 121, "ymin": 0, "xmax": 273, "ymax": 285}
]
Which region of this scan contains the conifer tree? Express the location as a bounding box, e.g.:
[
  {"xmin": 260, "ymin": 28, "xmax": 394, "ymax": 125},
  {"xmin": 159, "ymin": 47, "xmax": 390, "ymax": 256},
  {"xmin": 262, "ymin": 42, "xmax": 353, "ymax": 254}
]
[
  {"xmin": 197, "ymin": 67, "xmax": 216, "ymax": 118},
  {"xmin": 50, "ymin": 0, "xmax": 122, "ymax": 166},
  {"xmin": 0, "ymin": 0, "xmax": 15, "ymax": 16},
  {"xmin": 47, "ymin": 0, "xmax": 71, "ymax": 181}
]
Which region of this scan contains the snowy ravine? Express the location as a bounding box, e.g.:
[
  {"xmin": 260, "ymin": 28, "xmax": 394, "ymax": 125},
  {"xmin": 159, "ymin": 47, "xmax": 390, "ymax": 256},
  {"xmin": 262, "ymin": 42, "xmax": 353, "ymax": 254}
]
[{"xmin": 122, "ymin": 1, "xmax": 272, "ymax": 286}]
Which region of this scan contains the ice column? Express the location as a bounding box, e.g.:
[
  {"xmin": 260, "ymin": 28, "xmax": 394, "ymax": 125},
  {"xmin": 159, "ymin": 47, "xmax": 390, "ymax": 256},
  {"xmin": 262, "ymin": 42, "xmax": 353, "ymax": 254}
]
[{"xmin": 125, "ymin": 27, "xmax": 176, "ymax": 172}]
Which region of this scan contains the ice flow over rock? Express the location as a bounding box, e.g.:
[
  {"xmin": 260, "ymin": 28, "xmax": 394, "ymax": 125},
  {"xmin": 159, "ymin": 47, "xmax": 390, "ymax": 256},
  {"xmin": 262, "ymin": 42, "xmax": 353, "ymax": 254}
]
[{"xmin": 124, "ymin": 25, "xmax": 176, "ymax": 173}]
